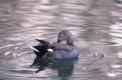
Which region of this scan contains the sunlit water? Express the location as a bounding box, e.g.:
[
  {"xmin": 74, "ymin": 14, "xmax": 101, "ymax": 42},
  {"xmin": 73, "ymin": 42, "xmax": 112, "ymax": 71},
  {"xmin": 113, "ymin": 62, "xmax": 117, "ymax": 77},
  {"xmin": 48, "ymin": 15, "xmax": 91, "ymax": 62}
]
[{"xmin": 0, "ymin": 0, "xmax": 122, "ymax": 80}]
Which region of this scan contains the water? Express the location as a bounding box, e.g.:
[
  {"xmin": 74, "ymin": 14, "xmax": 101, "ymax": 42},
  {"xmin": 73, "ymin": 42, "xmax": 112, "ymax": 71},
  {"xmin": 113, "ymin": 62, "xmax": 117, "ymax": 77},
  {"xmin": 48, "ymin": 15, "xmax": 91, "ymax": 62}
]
[{"xmin": 0, "ymin": 0, "xmax": 122, "ymax": 80}]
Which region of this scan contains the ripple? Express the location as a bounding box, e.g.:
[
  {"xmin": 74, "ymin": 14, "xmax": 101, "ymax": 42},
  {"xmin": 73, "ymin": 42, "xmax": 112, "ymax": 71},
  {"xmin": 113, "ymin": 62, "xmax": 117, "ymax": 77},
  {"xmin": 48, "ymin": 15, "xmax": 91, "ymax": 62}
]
[
  {"xmin": 107, "ymin": 72, "xmax": 118, "ymax": 77},
  {"xmin": 62, "ymin": 3, "xmax": 88, "ymax": 10},
  {"xmin": 117, "ymin": 52, "xmax": 122, "ymax": 58},
  {"xmin": 0, "ymin": 44, "xmax": 14, "ymax": 49},
  {"xmin": 4, "ymin": 51, "xmax": 13, "ymax": 56},
  {"xmin": 110, "ymin": 22, "xmax": 122, "ymax": 46},
  {"xmin": 0, "ymin": 0, "xmax": 122, "ymax": 80},
  {"xmin": 110, "ymin": 64, "xmax": 122, "ymax": 68}
]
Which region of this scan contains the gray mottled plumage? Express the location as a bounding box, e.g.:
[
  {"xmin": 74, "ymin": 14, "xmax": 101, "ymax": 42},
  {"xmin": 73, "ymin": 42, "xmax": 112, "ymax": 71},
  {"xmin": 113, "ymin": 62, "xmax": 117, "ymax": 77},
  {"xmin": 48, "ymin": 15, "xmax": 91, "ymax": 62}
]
[
  {"xmin": 31, "ymin": 30, "xmax": 80, "ymax": 59},
  {"xmin": 50, "ymin": 30, "xmax": 80, "ymax": 59}
]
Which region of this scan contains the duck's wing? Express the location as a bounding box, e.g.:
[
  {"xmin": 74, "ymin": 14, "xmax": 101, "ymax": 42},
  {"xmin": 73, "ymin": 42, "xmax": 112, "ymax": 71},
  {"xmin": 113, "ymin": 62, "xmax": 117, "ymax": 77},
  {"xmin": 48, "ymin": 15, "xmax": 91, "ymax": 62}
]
[
  {"xmin": 35, "ymin": 39, "xmax": 49, "ymax": 45},
  {"xmin": 53, "ymin": 44, "xmax": 73, "ymax": 51}
]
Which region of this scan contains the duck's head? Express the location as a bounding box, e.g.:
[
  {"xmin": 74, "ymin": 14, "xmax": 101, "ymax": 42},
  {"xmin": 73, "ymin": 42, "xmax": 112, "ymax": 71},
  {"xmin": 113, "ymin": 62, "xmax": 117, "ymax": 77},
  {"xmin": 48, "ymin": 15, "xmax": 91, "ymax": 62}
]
[{"xmin": 57, "ymin": 30, "xmax": 74, "ymax": 46}]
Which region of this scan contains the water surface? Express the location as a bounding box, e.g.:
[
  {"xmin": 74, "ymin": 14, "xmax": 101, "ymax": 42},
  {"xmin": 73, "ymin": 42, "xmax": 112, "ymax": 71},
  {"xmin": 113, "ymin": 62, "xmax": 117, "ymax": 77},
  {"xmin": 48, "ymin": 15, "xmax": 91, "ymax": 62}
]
[{"xmin": 0, "ymin": 0, "xmax": 122, "ymax": 80}]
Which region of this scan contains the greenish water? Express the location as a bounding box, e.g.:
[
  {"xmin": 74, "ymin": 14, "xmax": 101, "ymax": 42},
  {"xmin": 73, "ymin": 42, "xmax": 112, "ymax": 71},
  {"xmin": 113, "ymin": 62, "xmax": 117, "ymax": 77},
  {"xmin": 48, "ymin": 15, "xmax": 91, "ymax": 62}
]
[{"xmin": 0, "ymin": 0, "xmax": 122, "ymax": 80}]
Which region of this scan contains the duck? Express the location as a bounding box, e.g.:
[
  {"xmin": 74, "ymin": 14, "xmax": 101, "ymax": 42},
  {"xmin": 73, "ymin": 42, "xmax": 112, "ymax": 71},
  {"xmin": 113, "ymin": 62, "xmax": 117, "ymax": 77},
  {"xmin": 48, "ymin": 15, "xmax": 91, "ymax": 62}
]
[{"xmin": 28, "ymin": 30, "xmax": 80, "ymax": 59}]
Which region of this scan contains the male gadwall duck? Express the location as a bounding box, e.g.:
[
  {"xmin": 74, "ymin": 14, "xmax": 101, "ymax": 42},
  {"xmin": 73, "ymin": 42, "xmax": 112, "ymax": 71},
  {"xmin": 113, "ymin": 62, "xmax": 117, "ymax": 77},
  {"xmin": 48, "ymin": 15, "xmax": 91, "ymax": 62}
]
[{"xmin": 29, "ymin": 30, "xmax": 80, "ymax": 59}]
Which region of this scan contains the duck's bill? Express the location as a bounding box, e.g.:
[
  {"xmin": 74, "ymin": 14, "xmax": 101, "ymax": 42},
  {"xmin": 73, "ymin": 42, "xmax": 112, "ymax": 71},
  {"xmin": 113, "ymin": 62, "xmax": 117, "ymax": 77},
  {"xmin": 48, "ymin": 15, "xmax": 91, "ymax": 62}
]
[
  {"xmin": 57, "ymin": 37, "xmax": 66, "ymax": 43},
  {"xmin": 57, "ymin": 38, "xmax": 62, "ymax": 43}
]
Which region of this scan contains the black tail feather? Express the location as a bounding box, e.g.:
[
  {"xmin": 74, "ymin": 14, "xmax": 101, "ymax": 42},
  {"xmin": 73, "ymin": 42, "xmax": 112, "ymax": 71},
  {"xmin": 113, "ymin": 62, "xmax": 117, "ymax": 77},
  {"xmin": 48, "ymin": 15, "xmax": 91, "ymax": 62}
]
[{"xmin": 35, "ymin": 39, "xmax": 49, "ymax": 45}]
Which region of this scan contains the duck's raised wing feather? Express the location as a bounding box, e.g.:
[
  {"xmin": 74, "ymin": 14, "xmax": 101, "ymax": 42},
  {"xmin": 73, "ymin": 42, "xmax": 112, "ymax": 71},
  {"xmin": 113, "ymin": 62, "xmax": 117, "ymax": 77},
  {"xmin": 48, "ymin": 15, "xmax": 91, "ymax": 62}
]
[{"xmin": 35, "ymin": 39, "xmax": 49, "ymax": 45}]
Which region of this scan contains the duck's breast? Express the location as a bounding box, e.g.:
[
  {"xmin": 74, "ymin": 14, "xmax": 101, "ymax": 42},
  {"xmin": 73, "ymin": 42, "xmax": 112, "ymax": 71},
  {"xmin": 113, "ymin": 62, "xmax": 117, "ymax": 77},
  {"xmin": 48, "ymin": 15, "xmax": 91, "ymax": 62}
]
[{"xmin": 52, "ymin": 46, "xmax": 80, "ymax": 59}]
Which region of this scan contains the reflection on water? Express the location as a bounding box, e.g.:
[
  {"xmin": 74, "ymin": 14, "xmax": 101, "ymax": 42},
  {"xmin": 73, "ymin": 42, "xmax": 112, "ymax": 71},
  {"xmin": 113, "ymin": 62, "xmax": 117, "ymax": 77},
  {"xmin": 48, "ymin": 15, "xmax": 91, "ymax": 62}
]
[
  {"xmin": 33, "ymin": 58, "xmax": 77, "ymax": 80},
  {"xmin": 0, "ymin": 0, "xmax": 122, "ymax": 80}
]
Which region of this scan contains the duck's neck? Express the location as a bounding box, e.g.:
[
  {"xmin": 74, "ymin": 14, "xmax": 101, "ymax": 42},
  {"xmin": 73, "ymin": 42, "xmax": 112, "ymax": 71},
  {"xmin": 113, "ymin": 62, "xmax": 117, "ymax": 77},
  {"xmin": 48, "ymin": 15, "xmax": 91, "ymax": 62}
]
[
  {"xmin": 66, "ymin": 37, "xmax": 74, "ymax": 46},
  {"xmin": 67, "ymin": 42, "xmax": 74, "ymax": 46}
]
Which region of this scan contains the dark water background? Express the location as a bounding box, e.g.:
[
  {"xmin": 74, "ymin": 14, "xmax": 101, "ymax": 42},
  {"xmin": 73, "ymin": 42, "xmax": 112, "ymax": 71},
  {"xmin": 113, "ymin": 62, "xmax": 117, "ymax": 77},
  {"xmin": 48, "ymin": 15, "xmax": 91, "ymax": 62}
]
[{"xmin": 0, "ymin": 0, "xmax": 122, "ymax": 80}]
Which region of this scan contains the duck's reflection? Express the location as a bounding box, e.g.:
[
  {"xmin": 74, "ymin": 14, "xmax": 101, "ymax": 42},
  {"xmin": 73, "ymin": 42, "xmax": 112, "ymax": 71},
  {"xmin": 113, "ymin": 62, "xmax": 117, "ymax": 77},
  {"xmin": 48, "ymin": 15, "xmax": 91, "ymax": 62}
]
[
  {"xmin": 51, "ymin": 59, "xmax": 75, "ymax": 79},
  {"xmin": 31, "ymin": 57, "xmax": 78, "ymax": 80}
]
